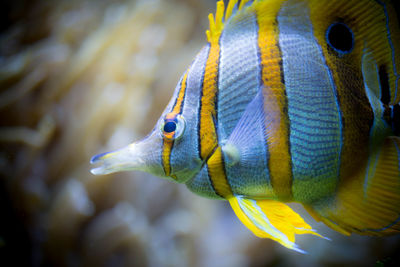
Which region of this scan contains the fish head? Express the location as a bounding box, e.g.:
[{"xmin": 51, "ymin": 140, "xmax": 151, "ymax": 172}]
[{"xmin": 90, "ymin": 47, "xmax": 211, "ymax": 183}]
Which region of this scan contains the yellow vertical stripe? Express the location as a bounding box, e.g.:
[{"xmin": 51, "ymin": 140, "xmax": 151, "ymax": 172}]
[
  {"xmin": 207, "ymin": 147, "xmax": 233, "ymax": 197},
  {"xmin": 162, "ymin": 139, "xmax": 175, "ymax": 179},
  {"xmin": 199, "ymin": 1, "xmax": 232, "ymax": 198},
  {"xmin": 173, "ymin": 71, "xmax": 189, "ymax": 114},
  {"xmin": 162, "ymin": 70, "xmax": 188, "ymax": 179},
  {"xmin": 254, "ymin": 1, "xmax": 293, "ymax": 200},
  {"xmin": 200, "ymin": 42, "xmax": 229, "ymax": 196},
  {"xmin": 199, "ymin": 44, "xmax": 220, "ymax": 161}
]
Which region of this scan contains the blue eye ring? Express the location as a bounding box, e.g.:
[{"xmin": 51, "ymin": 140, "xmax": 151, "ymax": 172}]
[
  {"xmin": 160, "ymin": 113, "xmax": 186, "ymax": 140},
  {"xmin": 326, "ymin": 22, "xmax": 354, "ymax": 54}
]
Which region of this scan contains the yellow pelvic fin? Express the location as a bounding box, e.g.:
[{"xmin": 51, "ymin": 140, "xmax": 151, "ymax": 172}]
[
  {"xmin": 308, "ymin": 136, "xmax": 400, "ymax": 236},
  {"xmin": 229, "ymin": 196, "xmax": 326, "ymax": 253}
]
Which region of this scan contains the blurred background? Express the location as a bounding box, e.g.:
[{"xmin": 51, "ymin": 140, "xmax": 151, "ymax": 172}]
[{"xmin": 0, "ymin": 0, "xmax": 400, "ymax": 266}]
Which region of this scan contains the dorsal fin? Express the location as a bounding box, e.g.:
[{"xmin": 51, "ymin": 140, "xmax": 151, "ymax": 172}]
[{"xmin": 206, "ymin": 0, "xmax": 253, "ymax": 44}]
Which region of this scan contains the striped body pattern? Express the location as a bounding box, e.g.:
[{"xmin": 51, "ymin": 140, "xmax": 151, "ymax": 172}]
[{"xmin": 91, "ymin": 0, "xmax": 400, "ymax": 252}]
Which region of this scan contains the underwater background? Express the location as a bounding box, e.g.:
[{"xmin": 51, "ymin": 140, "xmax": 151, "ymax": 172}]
[{"xmin": 0, "ymin": 0, "xmax": 400, "ymax": 266}]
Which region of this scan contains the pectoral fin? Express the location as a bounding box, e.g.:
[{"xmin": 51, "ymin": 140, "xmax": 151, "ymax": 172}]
[
  {"xmin": 222, "ymin": 90, "xmax": 270, "ymax": 167},
  {"xmin": 229, "ymin": 196, "xmax": 326, "ymax": 253}
]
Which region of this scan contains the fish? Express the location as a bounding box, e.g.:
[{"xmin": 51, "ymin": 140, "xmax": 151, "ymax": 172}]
[{"xmin": 90, "ymin": 0, "xmax": 400, "ymax": 253}]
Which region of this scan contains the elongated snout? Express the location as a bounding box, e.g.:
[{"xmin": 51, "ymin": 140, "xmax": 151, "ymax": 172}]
[
  {"xmin": 90, "ymin": 132, "xmax": 163, "ymax": 176},
  {"xmin": 90, "ymin": 144, "xmax": 139, "ymax": 175}
]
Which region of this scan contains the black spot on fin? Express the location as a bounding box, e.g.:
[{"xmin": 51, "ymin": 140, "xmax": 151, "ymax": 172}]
[
  {"xmin": 393, "ymin": 104, "xmax": 400, "ymax": 136},
  {"xmin": 379, "ymin": 65, "xmax": 390, "ymax": 105},
  {"xmin": 379, "ymin": 65, "xmax": 392, "ymax": 126}
]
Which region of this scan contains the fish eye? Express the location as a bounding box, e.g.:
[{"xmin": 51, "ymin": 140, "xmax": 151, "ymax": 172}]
[
  {"xmin": 164, "ymin": 121, "xmax": 177, "ymax": 133},
  {"xmin": 326, "ymin": 22, "xmax": 354, "ymax": 54},
  {"xmin": 160, "ymin": 113, "xmax": 186, "ymax": 140}
]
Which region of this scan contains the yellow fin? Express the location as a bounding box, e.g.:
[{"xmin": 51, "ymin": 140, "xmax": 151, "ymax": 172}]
[
  {"xmin": 225, "ymin": 0, "xmax": 239, "ymax": 22},
  {"xmin": 206, "ymin": 1, "xmax": 225, "ymax": 44},
  {"xmin": 229, "ymin": 196, "xmax": 326, "ymax": 253},
  {"xmin": 309, "ymin": 136, "xmax": 400, "ymax": 236},
  {"xmin": 206, "ymin": 0, "xmax": 252, "ymax": 44}
]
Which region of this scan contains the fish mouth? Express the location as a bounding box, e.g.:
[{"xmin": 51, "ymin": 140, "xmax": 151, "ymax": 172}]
[{"xmin": 90, "ymin": 153, "xmax": 108, "ymax": 175}]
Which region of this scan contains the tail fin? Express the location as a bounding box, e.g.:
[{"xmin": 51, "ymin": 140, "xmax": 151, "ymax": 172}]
[{"xmin": 307, "ymin": 136, "xmax": 400, "ymax": 236}]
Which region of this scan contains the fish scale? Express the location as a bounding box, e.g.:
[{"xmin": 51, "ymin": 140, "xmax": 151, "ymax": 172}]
[
  {"xmin": 91, "ymin": 0, "xmax": 400, "ymax": 252},
  {"xmin": 218, "ymin": 9, "xmax": 260, "ymax": 139}
]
